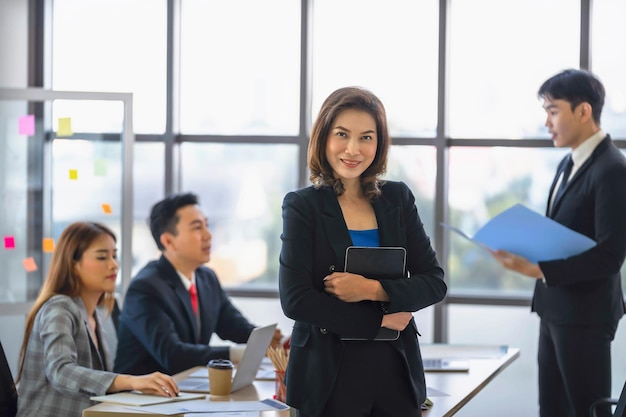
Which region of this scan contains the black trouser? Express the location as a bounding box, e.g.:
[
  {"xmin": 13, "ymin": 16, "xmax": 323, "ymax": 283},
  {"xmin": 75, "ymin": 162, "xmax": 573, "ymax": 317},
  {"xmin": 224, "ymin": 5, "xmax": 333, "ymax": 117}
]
[
  {"xmin": 538, "ymin": 319, "xmax": 616, "ymax": 417},
  {"xmin": 299, "ymin": 340, "xmax": 421, "ymax": 417}
]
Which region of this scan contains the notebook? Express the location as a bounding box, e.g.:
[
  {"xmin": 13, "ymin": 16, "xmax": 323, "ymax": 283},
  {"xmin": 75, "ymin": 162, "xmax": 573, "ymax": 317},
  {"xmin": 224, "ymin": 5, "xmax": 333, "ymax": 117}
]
[
  {"xmin": 344, "ymin": 246, "xmax": 407, "ymax": 281},
  {"xmin": 341, "ymin": 246, "xmax": 407, "ymax": 341},
  {"xmin": 177, "ymin": 323, "xmax": 278, "ymax": 394}
]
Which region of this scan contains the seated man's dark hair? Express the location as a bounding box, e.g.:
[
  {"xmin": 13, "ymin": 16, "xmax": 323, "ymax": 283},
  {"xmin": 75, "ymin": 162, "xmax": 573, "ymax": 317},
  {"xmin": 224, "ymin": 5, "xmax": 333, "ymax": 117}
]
[{"xmin": 149, "ymin": 192, "xmax": 199, "ymax": 250}]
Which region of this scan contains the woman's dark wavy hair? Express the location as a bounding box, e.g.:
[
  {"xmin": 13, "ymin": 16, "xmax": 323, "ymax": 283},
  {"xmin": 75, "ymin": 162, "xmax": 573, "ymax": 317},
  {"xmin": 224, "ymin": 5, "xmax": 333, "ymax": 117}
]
[{"xmin": 308, "ymin": 86, "xmax": 390, "ymax": 201}]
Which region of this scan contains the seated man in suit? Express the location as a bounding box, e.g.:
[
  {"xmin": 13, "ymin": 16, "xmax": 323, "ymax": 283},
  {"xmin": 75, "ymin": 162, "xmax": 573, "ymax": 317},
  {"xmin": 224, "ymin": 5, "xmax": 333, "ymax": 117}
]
[{"xmin": 115, "ymin": 192, "xmax": 283, "ymax": 375}]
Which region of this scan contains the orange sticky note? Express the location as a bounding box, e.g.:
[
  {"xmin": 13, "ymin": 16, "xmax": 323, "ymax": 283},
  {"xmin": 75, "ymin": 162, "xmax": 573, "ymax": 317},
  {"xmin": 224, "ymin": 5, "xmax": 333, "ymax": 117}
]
[
  {"xmin": 43, "ymin": 238, "xmax": 55, "ymax": 253},
  {"xmin": 101, "ymin": 203, "xmax": 112, "ymax": 214},
  {"xmin": 69, "ymin": 169, "xmax": 78, "ymax": 180},
  {"xmin": 57, "ymin": 117, "xmax": 73, "ymax": 136},
  {"xmin": 23, "ymin": 257, "xmax": 38, "ymax": 272}
]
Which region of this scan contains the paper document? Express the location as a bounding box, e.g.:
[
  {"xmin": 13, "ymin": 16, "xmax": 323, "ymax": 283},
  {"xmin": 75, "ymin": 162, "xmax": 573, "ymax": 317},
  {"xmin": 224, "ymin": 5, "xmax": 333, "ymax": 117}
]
[
  {"xmin": 90, "ymin": 391, "xmax": 204, "ymax": 406},
  {"xmin": 126, "ymin": 398, "xmax": 288, "ymax": 415},
  {"xmin": 441, "ymin": 204, "xmax": 596, "ymax": 263}
]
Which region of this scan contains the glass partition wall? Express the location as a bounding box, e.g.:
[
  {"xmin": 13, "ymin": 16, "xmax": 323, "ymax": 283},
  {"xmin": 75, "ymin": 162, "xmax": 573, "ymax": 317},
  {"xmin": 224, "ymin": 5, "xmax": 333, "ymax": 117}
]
[{"xmin": 0, "ymin": 88, "xmax": 134, "ymax": 315}]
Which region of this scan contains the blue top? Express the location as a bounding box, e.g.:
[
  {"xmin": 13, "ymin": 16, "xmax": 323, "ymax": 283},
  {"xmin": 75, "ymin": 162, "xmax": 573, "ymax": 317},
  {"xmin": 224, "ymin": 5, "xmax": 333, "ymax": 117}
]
[{"xmin": 349, "ymin": 229, "xmax": 380, "ymax": 247}]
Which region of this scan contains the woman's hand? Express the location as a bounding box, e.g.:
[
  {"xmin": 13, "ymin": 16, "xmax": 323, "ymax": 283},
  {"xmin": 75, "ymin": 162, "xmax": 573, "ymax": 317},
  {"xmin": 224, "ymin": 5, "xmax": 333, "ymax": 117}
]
[
  {"xmin": 381, "ymin": 312, "xmax": 413, "ymax": 331},
  {"xmin": 323, "ymin": 272, "xmax": 388, "ymax": 302},
  {"xmin": 109, "ymin": 372, "xmax": 179, "ymax": 397}
]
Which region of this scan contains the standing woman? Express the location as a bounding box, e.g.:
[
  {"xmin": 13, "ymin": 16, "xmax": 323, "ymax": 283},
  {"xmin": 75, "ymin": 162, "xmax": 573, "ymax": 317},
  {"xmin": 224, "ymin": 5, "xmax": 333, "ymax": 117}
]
[
  {"xmin": 16, "ymin": 222, "xmax": 178, "ymax": 417},
  {"xmin": 279, "ymin": 86, "xmax": 447, "ymax": 417}
]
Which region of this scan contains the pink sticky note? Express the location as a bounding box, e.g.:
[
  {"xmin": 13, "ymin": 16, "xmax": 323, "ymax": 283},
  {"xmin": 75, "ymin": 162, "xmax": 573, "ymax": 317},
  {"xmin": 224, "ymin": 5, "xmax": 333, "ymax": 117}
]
[
  {"xmin": 23, "ymin": 257, "xmax": 38, "ymax": 272},
  {"xmin": 4, "ymin": 236, "xmax": 15, "ymax": 249},
  {"xmin": 19, "ymin": 115, "xmax": 35, "ymax": 136}
]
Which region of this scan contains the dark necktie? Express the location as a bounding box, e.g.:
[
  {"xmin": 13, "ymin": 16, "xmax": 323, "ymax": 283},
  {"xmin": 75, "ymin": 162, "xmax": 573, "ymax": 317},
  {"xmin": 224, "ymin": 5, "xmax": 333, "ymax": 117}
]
[
  {"xmin": 552, "ymin": 155, "xmax": 573, "ymax": 210},
  {"xmin": 189, "ymin": 282, "xmax": 198, "ymax": 315}
]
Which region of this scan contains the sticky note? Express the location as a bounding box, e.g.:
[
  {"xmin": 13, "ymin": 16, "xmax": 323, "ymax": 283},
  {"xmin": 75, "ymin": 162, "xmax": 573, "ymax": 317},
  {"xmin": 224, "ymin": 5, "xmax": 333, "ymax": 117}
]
[
  {"xmin": 69, "ymin": 169, "xmax": 78, "ymax": 180},
  {"xmin": 43, "ymin": 238, "xmax": 55, "ymax": 253},
  {"xmin": 23, "ymin": 257, "xmax": 38, "ymax": 272},
  {"xmin": 94, "ymin": 159, "xmax": 107, "ymax": 176},
  {"xmin": 57, "ymin": 117, "xmax": 73, "ymax": 136},
  {"xmin": 19, "ymin": 114, "xmax": 35, "ymax": 136},
  {"xmin": 101, "ymin": 203, "xmax": 113, "ymax": 214},
  {"xmin": 4, "ymin": 236, "xmax": 15, "ymax": 249}
]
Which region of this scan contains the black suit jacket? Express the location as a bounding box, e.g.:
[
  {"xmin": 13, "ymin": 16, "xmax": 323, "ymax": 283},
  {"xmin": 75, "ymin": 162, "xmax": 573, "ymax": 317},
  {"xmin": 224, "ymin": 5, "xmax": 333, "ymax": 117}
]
[
  {"xmin": 114, "ymin": 255, "xmax": 255, "ymax": 375},
  {"xmin": 279, "ymin": 181, "xmax": 447, "ymax": 416},
  {"xmin": 533, "ymin": 136, "xmax": 626, "ymax": 326}
]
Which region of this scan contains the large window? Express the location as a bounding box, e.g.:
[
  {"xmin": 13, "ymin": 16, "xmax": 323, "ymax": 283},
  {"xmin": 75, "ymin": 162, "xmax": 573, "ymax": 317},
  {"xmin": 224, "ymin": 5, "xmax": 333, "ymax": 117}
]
[
  {"xmin": 592, "ymin": 0, "xmax": 626, "ymax": 136},
  {"xmin": 52, "ymin": 0, "xmax": 167, "ymax": 133},
  {"xmin": 180, "ymin": 0, "xmax": 301, "ymax": 135},
  {"xmin": 180, "ymin": 143, "xmax": 298, "ymax": 286},
  {"xmin": 5, "ymin": 0, "xmax": 626, "ymax": 342},
  {"xmin": 312, "ymin": 0, "xmax": 439, "ymax": 138},
  {"xmin": 448, "ymin": 0, "xmax": 579, "ymax": 139}
]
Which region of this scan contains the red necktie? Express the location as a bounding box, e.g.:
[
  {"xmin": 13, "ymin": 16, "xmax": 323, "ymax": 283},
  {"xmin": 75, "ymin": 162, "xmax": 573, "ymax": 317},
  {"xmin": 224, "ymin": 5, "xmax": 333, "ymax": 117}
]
[{"xmin": 189, "ymin": 282, "xmax": 198, "ymax": 315}]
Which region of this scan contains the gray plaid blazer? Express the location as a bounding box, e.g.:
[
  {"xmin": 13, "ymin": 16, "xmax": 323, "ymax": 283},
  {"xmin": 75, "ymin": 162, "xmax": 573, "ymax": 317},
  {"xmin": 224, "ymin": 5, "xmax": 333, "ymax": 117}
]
[{"xmin": 16, "ymin": 295, "xmax": 117, "ymax": 417}]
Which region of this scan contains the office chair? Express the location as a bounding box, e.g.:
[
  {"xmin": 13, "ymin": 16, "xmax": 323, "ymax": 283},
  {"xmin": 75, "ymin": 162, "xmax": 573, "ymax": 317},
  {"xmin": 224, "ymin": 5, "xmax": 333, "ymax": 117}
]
[
  {"xmin": 0, "ymin": 339, "xmax": 18, "ymax": 417},
  {"xmin": 590, "ymin": 380, "xmax": 626, "ymax": 417}
]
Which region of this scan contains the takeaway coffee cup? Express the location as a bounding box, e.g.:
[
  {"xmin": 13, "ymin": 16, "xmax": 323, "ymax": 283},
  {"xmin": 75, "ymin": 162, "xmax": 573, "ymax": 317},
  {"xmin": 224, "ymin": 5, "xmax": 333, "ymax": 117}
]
[{"xmin": 208, "ymin": 359, "xmax": 234, "ymax": 395}]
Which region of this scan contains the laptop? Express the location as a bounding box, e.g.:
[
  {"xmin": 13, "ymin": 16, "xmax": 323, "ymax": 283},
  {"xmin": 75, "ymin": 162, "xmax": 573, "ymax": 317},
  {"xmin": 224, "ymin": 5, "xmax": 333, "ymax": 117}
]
[
  {"xmin": 422, "ymin": 358, "xmax": 470, "ymax": 372},
  {"xmin": 177, "ymin": 323, "xmax": 278, "ymax": 393},
  {"xmin": 341, "ymin": 246, "xmax": 406, "ymax": 341}
]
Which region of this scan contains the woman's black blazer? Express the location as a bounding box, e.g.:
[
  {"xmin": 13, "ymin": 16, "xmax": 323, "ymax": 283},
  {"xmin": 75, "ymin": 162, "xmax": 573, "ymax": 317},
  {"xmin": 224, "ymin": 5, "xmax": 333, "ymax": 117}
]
[{"xmin": 279, "ymin": 181, "xmax": 447, "ymax": 416}]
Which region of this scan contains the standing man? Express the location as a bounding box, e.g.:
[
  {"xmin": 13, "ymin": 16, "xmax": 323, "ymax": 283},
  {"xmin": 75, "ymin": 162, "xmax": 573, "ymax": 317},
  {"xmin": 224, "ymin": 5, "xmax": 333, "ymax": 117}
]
[
  {"xmin": 493, "ymin": 69, "xmax": 626, "ymax": 417},
  {"xmin": 115, "ymin": 192, "xmax": 283, "ymax": 375}
]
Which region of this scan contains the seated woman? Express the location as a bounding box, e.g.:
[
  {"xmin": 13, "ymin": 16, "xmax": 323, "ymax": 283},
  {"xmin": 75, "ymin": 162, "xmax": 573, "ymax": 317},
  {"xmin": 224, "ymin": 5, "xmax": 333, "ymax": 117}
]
[{"xmin": 16, "ymin": 221, "xmax": 179, "ymax": 417}]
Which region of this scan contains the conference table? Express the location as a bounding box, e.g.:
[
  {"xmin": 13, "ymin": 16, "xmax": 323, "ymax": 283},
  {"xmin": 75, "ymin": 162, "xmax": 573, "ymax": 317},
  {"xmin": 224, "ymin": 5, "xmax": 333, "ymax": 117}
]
[
  {"xmin": 421, "ymin": 344, "xmax": 520, "ymax": 416},
  {"xmin": 83, "ymin": 344, "xmax": 519, "ymax": 417}
]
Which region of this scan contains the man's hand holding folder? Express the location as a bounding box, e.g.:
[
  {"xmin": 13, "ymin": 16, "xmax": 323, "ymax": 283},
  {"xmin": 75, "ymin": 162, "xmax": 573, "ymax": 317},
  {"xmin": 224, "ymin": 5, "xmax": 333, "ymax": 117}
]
[{"xmin": 491, "ymin": 249, "xmax": 545, "ymax": 279}]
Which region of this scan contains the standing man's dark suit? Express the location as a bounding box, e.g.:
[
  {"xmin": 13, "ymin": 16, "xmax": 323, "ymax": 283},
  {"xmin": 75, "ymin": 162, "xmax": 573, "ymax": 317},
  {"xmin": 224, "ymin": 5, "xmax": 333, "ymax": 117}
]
[
  {"xmin": 114, "ymin": 255, "xmax": 255, "ymax": 375},
  {"xmin": 534, "ymin": 135, "xmax": 626, "ymax": 325},
  {"xmin": 532, "ymin": 135, "xmax": 626, "ymax": 416},
  {"xmin": 492, "ymin": 69, "xmax": 626, "ymax": 417}
]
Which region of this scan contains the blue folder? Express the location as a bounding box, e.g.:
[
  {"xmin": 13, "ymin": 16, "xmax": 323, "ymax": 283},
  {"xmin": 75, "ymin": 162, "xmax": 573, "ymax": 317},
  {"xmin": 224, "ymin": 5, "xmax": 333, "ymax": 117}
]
[{"xmin": 441, "ymin": 204, "xmax": 596, "ymax": 263}]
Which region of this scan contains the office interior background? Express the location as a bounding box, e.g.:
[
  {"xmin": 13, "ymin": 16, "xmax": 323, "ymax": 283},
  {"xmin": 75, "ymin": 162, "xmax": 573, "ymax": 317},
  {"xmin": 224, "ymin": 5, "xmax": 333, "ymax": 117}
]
[{"xmin": 2, "ymin": 0, "xmax": 626, "ymax": 415}]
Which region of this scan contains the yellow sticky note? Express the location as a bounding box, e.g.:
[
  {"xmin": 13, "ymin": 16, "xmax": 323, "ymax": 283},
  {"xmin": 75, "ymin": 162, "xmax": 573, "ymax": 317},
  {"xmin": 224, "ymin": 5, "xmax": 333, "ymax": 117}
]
[
  {"xmin": 101, "ymin": 203, "xmax": 112, "ymax": 214},
  {"xmin": 23, "ymin": 257, "xmax": 38, "ymax": 272},
  {"xmin": 69, "ymin": 169, "xmax": 78, "ymax": 180},
  {"xmin": 42, "ymin": 238, "xmax": 55, "ymax": 253},
  {"xmin": 57, "ymin": 117, "xmax": 73, "ymax": 136}
]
